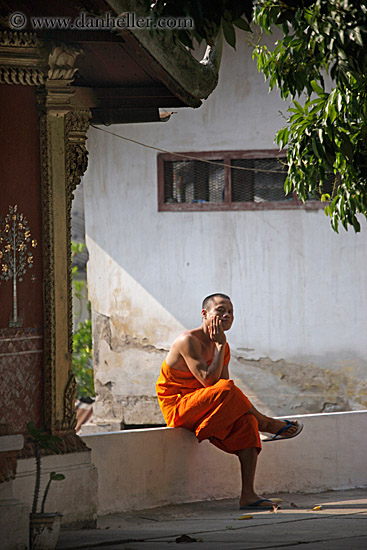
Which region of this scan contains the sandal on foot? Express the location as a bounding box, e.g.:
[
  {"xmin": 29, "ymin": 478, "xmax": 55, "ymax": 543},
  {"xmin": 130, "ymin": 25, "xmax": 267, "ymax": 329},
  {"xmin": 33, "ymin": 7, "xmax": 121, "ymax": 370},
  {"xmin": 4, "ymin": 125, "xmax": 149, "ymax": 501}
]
[
  {"xmin": 262, "ymin": 419, "xmax": 303, "ymax": 442},
  {"xmin": 240, "ymin": 499, "xmax": 277, "ymax": 511}
]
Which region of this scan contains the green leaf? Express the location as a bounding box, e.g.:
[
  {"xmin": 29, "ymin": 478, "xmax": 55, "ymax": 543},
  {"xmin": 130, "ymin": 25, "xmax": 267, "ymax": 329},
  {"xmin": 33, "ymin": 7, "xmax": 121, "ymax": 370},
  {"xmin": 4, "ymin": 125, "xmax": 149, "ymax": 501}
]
[
  {"xmin": 321, "ymin": 193, "xmax": 331, "ymax": 202},
  {"xmin": 340, "ymin": 137, "xmax": 354, "ymax": 160},
  {"xmin": 312, "ymin": 136, "xmax": 323, "ymax": 158},
  {"xmin": 317, "ymin": 128, "xmax": 324, "ymax": 144},
  {"xmin": 336, "ymin": 92, "xmax": 343, "ymax": 112},
  {"xmin": 50, "ymin": 472, "xmax": 65, "ymax": 481},
  {"xmin": 177, "ymin": 30, "xmax": 193, "ymax": 49},
  {"xmin": 222, "ymin": 19, "xmax": 236, "ymax": 48},
  {"xmin": 351, "ymin": 26, "xmax": 363, "ymax": 47},
  {"xmin": 293, "ymin": 101, "xmax": 304, "ymax": 112},
  {"xmin": 327, "ymin": 104, "xmax": 337, "ymax": 123},
  {"xmin": 233, "ymin": 17, "xmax": 251, "ymax": 32},
  {"xmin": 311, "ymin": 80, "xmax": 324, "ymax": 95},
  {"xmin": 352, "ymin": 216, "xmax": 361, "ymax": 232},
  {"xmin": 27, "ymin": 421, "xmax": 39, "ymax": 439}
]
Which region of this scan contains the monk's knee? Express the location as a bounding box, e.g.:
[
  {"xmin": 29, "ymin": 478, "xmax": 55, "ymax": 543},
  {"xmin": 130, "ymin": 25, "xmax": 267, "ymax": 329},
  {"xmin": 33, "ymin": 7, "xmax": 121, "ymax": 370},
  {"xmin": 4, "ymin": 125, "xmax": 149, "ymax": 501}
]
[
  {"xmin": 231, "ymin": 384, "xmax": 253, "ymax": 408},
  {"xmin": 215, "ymin": 379, "xmax": 251, "ymax": 402},
  {"xmin": 212, "ymin": 380, "xmax": 252, "ymax": 409}
]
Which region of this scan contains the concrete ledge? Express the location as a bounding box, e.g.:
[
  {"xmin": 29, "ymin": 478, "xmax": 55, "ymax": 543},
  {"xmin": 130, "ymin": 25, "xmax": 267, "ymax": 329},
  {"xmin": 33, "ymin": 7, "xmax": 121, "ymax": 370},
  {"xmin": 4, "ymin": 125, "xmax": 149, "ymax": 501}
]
[{"xmin": 82, "ymin": 411, "xmax": 367, "ymax": 515}]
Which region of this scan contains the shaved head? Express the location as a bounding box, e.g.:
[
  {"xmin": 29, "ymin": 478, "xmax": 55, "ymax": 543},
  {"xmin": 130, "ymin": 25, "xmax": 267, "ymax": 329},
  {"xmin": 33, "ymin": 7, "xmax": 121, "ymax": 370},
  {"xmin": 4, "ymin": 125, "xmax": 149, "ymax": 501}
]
[{"xmin": 202, "ymin": 293, "xmax": 231, "ymax": 310}]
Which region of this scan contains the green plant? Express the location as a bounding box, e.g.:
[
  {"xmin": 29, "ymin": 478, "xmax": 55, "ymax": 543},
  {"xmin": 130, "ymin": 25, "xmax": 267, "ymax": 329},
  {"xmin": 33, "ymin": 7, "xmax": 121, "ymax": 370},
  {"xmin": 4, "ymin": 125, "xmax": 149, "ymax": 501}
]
[
  {"xmin": 71, "ymin": 241, "xmax": 95, "ymax": 398},
  {"xmin": 73, "ymin": 318, "xmax": 95, "ymax": 398},
  {"xmin": 252, "ymin": 0, "xmax": 367, "ymax": 232},
  {"xmin": 71, "ymin": 241, "xmax": 88, "ymax": 305},
  {"xmin": 40, "ymin": 472, "xmax": 65, "ymax": 513},
  {"xmin": 26, "ymin": 422, "xmax": 65, "ymax": 515}
]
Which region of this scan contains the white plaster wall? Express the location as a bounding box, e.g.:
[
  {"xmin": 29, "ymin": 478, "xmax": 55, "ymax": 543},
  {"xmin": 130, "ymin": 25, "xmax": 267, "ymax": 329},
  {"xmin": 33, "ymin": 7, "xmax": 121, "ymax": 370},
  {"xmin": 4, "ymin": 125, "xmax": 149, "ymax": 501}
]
[{"xmin": 83, "ymin": 32, "xmax": 367, "ymax": 418}]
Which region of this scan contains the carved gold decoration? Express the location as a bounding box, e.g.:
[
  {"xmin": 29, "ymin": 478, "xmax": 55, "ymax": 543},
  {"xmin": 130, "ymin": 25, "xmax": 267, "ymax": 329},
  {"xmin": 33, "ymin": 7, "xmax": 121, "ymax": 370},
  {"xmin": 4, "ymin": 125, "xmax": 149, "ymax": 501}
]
[
  {"xmin": 37, "ymin": 50, "xmax": 90, "ymax": 431},
  {"xmin": 0, "ymin": 30, "xmax": 40, "ymax": 48},
  {"xmin": 45, "ymin": 45, "xmax": 82, "ymax": 113},
  {"xmin": 47, "ymin": 46, "xmax": 81, "ymax": 81},
  {"xmin": 0, "ymin": 66, "xmax": 44, "ymax": 85},
  {"xmin": 65, "ymin": 110, "xmax": 90, "ymax": 193},
  {"xmin": 38, "ymin": 113, "xmax": 57, "ymax": 431},
  {"xmin": 62, "ymin": 372, "xmax": 77, "ymax": 430},
  {"xmin": 0, "ymin": 30, "xmax": 47, "ymax": 85},
  {"xmin": 65, "ymin": 109, "xmax": 91, "ymax": 370},
  {"xmin": 0, "ymin": 205, "xmax": 38, "ymax": 327}
]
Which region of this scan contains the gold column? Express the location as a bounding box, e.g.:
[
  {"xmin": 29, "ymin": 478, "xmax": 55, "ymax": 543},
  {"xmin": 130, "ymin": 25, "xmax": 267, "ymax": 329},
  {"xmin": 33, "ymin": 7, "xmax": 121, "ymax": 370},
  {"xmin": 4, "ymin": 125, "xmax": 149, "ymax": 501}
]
[{"xmin": 38, "ymin": 46, "xmax": 91, "ymax": 433}]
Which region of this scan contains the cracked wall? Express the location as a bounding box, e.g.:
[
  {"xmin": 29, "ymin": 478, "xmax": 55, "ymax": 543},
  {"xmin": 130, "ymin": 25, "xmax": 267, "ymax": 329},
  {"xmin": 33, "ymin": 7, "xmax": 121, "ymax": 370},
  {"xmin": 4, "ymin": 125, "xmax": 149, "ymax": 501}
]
[
  {"xmin": 229, "ymin": 355, "xmax": 367, "ymax": 416},
  {"xmin": 91, "ymin": 310, "xmax": 169, "ymax": 428},
  {"xmin": 90, "ymin": 307, "xmax": 367, "ymax": 429}
]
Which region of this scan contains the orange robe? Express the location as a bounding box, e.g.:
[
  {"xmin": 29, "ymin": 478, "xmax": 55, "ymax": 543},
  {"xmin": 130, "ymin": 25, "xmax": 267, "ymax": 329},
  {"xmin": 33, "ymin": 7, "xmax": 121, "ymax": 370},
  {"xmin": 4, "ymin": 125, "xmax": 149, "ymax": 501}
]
[{"xmin": 156, "ymin": 344, "xmax": 261, "ymax": 454}]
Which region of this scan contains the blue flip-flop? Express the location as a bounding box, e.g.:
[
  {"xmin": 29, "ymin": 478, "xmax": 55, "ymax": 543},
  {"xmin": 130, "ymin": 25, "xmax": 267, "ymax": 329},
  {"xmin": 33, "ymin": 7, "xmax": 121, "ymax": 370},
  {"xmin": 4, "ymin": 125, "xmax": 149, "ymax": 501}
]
[
  {"xmin": 261, "ymin": 419, "xmax": 303, "ymax": 442},
  {"xmin": 240, "ymin": 499, "xmax": 277, "ymax": 511}
]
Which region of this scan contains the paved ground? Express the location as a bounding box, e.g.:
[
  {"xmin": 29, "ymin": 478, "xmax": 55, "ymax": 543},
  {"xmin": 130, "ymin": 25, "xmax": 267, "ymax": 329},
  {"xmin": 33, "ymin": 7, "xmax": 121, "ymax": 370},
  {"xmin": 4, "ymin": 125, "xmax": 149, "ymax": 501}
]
[{"xmin": 58, "ymin": 488, "xmax": 367, "ymax": 550}]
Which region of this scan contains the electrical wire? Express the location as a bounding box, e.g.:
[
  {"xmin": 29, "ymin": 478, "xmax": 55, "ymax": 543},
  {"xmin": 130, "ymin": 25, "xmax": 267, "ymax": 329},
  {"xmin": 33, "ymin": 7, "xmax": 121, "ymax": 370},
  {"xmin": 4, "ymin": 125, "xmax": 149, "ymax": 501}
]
[{"xmin": 90, "ymin": 123, "xmax": 287, "ymax": 175}]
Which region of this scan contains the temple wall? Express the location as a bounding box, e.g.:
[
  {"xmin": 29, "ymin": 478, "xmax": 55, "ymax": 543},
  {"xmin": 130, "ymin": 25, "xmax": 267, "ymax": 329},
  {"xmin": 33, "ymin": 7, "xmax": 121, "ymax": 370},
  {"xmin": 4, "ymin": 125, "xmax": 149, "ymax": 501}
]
[{"xmin": 0, "ymin": 84, "xmax": 44, "ymax": 433}]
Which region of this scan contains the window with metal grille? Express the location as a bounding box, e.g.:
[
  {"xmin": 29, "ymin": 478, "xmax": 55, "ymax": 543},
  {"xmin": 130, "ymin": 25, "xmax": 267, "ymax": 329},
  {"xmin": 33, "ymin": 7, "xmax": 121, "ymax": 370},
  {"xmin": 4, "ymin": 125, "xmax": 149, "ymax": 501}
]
[
  {"xmin": 163, "ymin": 160, "xmax": 225, "ymax": 204},
  {"xmin": 307, "ymin": 172, "xmax": 340, "ymax": 201},
  {"xmin": 231, "ymin": 158, "xmax": 290, "ymax": 203},
  {"xmin": 158, "ymin": 151, "xmax": 329, "ymax": 211}
]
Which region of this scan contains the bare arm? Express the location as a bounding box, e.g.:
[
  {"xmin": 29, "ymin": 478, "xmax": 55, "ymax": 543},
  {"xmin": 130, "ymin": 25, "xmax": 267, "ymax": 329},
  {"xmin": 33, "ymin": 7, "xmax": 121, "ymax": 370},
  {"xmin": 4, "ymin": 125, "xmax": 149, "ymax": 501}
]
[
  {"xmin": 221, "ymin": 360, "xmax": 229, "ymax": 380},
  {"xmin": 208, "ymin": 315, "xmax": 229, "ymax": 380},
  {"xmin": 180, "ymin": 316, "xmax": 227, "ymax": 387}
]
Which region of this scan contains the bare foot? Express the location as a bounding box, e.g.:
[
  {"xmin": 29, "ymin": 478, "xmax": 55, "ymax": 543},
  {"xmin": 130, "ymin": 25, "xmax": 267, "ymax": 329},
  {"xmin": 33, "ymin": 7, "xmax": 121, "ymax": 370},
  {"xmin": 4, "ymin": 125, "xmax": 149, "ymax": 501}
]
[{"xmin": 260, "ymin": 418, "xmax": 299, "ymax": 437}]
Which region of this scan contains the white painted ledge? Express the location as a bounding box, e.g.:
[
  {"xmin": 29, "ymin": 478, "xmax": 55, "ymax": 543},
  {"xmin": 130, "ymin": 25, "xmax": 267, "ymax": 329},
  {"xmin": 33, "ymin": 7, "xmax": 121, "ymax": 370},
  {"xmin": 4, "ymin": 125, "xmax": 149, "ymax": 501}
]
[
  {"xmin": 82, "ymin": 411, "xmax": 367, "ymax": 515},
  {"xmin": 0, "ymin": 434, "xmax": 24, "ymax": 452}
]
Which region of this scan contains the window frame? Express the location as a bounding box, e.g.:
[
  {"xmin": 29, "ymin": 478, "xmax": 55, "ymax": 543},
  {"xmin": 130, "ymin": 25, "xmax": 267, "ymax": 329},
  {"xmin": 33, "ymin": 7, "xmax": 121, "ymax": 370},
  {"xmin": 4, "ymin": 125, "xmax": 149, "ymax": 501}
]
[{"xmin": 157, "ymin": 150, "xmax": 325, "ymax": 212}]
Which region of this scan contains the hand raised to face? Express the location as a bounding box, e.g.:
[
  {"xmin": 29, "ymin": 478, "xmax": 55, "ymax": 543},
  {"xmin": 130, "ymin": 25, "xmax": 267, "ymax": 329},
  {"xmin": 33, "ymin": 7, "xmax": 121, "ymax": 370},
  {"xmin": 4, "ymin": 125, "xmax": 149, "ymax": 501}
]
[{"xmin": 208, "ymin": 315, "xmax": 227, "ymax": 345}]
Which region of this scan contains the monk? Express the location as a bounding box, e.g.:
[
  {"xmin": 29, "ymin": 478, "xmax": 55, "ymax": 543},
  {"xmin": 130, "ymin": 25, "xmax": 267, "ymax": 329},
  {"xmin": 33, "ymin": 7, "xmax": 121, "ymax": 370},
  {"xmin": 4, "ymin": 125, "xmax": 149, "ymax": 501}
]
[{"xmin": 156, "ymin": 293, "xmax": 303, "ymax": 510}]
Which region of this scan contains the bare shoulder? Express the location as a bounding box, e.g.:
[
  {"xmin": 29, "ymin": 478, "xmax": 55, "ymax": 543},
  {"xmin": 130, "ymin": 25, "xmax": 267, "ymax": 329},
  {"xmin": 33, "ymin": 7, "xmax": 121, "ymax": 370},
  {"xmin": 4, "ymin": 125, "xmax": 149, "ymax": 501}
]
[
  {"xmin": 172, "ymin": 329, "xmax": 201, "ymax": 353},
  {"xmin": 166, "ymin": 328, "xmax": 202, "ymax": 369}
]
